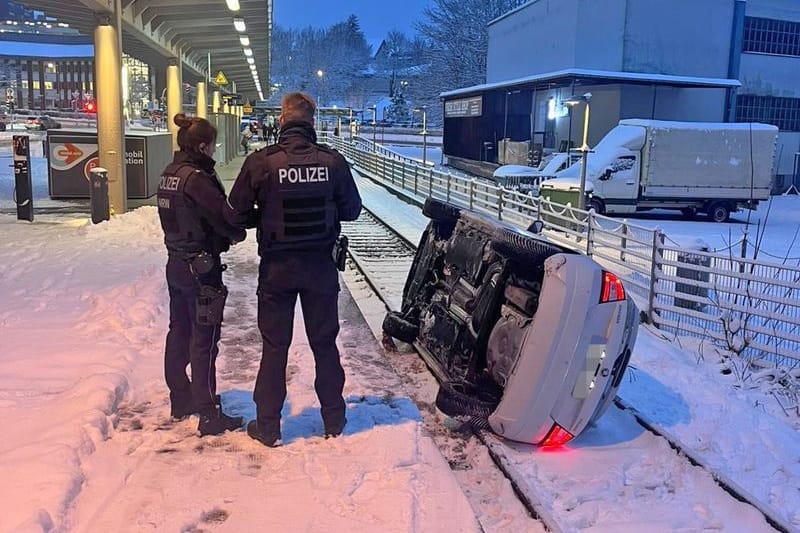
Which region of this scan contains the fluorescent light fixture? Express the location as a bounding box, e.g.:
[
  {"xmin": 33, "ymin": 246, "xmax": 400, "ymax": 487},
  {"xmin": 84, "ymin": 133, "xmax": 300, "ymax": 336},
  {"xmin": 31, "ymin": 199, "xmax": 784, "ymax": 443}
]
[
  {"xmin": 233, "ymin": 18, "xmax": 246, "ymax": 32},
  {"xmin": 225, "ymin": 0, "xmax": 240, "ymax": 11},
  {"xmin": 243, "ymin": 48, "xmax": 253, "ymax": 57},
  {"xmin": 249, "ymin": 64, "xmax": 256, "ymax": 70},
  {"xmin": 246, "ymin": 57, "xmax": 254, "ymax": 65},
  {"xmin": 239, "ymin": 36, "xmax": 250, "ymax": 46}
]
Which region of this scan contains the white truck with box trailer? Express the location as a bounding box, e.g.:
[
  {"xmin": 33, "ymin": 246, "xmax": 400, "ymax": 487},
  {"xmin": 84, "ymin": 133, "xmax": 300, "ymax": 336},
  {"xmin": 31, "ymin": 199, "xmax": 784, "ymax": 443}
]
[{"xmin": 539, "ymin": 119, "xmax": 779, "ymax": 222}]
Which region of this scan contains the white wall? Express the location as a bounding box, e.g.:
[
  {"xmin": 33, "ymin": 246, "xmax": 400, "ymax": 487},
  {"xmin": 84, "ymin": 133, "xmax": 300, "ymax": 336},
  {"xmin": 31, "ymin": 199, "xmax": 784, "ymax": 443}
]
[
  {"xmin": 622, "ymin": 0, "xmax": 734, "ymax": 78},
  {"xmin": 487, "ymin": 0, "xmax": 579, "ymax": 82}
]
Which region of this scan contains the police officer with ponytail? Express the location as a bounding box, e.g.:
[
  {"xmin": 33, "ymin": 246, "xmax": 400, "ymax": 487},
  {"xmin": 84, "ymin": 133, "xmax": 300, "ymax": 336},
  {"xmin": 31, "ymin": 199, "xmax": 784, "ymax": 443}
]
[
  {"xmin": 157, "ymin": 113, "xmax": 245, "ymax": 436},
  {"xmin": 225, "ymin": 92, "xmax": 361, "ymax": 447}
]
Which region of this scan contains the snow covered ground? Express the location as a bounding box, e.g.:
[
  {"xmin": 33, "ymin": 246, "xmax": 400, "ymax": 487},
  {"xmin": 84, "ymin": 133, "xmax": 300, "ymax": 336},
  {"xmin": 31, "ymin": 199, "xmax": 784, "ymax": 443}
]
[{"xmin": 2, "ymin": 157, "xmax": 800, "ymax": 531}]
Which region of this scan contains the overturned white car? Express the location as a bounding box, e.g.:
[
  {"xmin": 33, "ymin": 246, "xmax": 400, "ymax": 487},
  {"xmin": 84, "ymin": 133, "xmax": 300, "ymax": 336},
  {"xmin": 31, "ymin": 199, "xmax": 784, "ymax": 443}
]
[{"xmin": 383, "ymin": 199, "xmax": 639, "ymax": 446}]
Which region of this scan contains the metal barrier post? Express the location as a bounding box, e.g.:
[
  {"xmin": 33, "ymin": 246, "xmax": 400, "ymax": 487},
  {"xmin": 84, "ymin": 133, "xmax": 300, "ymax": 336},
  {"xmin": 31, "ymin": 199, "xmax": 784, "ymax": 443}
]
[
  {"xmin": 446, "ymin": 172, "xmax": 452, "ymax": 202},
  {"xmin": 497, "ymin": 187, "xmax": 504, "ymax": 220},
  {"xmin": 647, "ymin": 231, "xmax": 665, "ymax": 324},
  {"xmin": 429, "ymin": 168, "xmax": 433, "ymax": 198},
  {"xmin": 401, "ymin": 161, "xmax": 406, "ymax": 190},
  {"xmin": 620, "ymin": 221, "xmax": 628, "ymax": 261},
  {"xmin": 586, "ymin": 210, "xmax": 593, "ymax": 255},
  {"xmin": 414, "ymin": 165, "xmax": 418, "ymax": 195},
  {"xmin": 469, "ymin": 179, "xmax": 475, "ymax": 210},
  {"xmin": 89, "ymin": 167, "xmax": 110, "ymax": 224}
]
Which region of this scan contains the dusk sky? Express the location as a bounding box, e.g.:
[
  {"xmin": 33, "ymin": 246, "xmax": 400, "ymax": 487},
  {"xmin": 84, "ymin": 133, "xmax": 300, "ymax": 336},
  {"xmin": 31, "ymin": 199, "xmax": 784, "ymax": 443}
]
[{"xmin": 273, "ymin": 0, "xmax": 432, "ymax": 48}]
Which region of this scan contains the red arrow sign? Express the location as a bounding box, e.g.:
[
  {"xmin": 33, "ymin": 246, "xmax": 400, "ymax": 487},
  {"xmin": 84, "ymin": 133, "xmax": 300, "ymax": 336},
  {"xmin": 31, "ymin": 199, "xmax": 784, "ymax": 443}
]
[{"xmin": 57, "ymin": 143, "xmax": 84, "ymax": 165}]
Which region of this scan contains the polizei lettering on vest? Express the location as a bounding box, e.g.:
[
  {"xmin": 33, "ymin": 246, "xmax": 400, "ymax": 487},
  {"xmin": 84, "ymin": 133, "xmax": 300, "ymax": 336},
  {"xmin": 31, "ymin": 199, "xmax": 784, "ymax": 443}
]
[
  {"xmin": 159, "ymin": 175, "xmax": 181, "ymax": 191},
  {"xmin": 278, "ymin": 166, "xmax": 330, "ymax": 184}
]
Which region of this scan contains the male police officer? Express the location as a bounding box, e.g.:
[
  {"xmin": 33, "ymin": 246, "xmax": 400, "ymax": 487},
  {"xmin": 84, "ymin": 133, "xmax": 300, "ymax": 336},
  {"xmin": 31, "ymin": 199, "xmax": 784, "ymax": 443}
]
[{"xmin": 225, "ymin": 92, "xmax": 362, "ymax": 447}]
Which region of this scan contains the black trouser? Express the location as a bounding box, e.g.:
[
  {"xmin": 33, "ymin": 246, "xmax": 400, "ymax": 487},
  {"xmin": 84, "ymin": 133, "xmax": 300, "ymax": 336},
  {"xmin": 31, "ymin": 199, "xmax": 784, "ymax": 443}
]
[
  {"xmin": 254, "ymin": 250, "xmax": 345, "ymax": 431},
  {"xmin": 164, "ymin": 255, "xmax": 223, "ymax": 416}
]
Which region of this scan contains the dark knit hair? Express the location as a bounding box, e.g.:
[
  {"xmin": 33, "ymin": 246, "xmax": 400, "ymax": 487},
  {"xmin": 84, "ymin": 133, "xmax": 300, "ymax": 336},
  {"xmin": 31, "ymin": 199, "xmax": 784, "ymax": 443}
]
[
  {"xmin": 281, "ymin": 92, "xmax": 316, "ymax": 124},
  {"xmin": 173, "ymin": 113, "xmax": 217, "ymax": 153}
]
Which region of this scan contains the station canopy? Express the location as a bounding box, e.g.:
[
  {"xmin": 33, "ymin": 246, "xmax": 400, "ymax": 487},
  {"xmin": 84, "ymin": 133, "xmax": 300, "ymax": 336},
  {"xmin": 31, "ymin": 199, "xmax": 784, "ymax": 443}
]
[{"xmin": 16, "ymin": 0, "xmax": 272, "ymax": 100}]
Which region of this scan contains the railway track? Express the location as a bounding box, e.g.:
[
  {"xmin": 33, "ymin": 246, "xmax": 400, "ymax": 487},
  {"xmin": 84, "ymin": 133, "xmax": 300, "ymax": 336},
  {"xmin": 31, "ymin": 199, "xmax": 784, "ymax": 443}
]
[{"xmin": 341, "ymin": 205, "xmax": 793, "ymax": 533}]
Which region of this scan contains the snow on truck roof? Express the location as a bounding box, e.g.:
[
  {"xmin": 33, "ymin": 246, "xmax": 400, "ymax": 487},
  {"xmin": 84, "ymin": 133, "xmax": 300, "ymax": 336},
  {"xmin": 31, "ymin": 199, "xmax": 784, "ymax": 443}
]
[{"xmin": 619, "ymin": 119, "xmax": 779, "ymax": 132}]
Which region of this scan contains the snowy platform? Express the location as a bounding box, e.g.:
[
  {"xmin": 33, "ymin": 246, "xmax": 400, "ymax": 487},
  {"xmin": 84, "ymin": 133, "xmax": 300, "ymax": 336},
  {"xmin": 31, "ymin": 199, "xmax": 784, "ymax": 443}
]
[{"xmin": 0, "ymin": 208, "xmax": 480, "ymax": 532}]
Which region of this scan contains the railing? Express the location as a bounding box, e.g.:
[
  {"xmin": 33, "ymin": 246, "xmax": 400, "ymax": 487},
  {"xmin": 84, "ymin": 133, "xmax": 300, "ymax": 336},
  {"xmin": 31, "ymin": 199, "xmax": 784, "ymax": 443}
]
[{"xmin": 321, "ymin": 133, "xmax": 800, "ymax": 367}]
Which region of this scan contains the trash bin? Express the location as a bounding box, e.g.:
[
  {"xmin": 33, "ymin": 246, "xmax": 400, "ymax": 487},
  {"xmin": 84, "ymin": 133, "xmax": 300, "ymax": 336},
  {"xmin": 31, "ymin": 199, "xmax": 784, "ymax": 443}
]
[
  {"xmin": 89, "ymin": 167, "xmax": 109, "ymax": 224},
  {"xmin": 674, "ymin": 247, "xmax": 710, "ymax": 311},
  {"xmin": 539, "ymin": 182, "xmax": 587, "ymax": 231}
]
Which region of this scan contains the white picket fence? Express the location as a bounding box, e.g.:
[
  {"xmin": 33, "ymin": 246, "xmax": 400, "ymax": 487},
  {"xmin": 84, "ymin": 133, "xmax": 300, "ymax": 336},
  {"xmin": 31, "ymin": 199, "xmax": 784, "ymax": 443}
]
[{"xmin": 321, "ymin": 133, "xmax": 800, "ymax": 367}]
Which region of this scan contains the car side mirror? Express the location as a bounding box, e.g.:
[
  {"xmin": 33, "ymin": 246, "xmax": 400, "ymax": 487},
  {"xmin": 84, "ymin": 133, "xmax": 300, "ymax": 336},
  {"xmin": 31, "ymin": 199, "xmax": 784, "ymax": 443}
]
[
  {"xmin": 599, "ymin": 168, "xmax": 612, "ymax": 181},
  {"xmin": 527, "ymin": 220, "xmax": 544, "ymax": 234}
]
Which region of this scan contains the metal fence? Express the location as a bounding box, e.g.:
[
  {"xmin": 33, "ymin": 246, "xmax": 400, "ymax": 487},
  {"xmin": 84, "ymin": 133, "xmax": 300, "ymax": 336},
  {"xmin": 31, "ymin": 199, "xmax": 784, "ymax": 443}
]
[{"xmin": 320, "ymin": 133, "xmax": 800, "ymax": 368}]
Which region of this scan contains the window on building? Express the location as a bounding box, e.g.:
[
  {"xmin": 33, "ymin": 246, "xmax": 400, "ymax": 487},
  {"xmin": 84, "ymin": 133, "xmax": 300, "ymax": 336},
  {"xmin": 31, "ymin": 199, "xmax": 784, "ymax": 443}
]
[
  {"xmin": 32, "ymin": 81, "xmax": 40, "ymax": 90},
  {"xmin": 736, "ymin": 94, "xmax": 800, "ymax": 132},
  {"xmin": 743, "ymin": 17, "xmax": 800, "ymax": 57},
  {"xmin": 21, "ymin": 80, "xmax": 28, "ymax": 89},
  {"xmin": 44, "ymin": 81, "xmax": 53, "ymax": 90}
]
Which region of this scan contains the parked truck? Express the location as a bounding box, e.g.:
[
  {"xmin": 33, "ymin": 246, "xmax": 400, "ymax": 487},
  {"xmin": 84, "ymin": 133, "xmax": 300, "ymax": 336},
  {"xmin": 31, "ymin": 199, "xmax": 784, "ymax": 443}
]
[{"xmin": 539, "ymin": 119, "xmax": 779, "ymax": 222}]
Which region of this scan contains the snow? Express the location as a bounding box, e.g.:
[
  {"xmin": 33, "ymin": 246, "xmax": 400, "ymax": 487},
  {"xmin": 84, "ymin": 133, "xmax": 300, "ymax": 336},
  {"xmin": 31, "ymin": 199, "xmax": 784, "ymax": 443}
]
[
  {"xmin": 2, "ymin": 162, "xmax": 800, "ymax": 531},
  {"xmin": 493, "ymin": 164, "xmax": 539, "ymax": 177},
  {"xmin": 620, "ymin": 118, "xmax": 778, "ymax": 132}
]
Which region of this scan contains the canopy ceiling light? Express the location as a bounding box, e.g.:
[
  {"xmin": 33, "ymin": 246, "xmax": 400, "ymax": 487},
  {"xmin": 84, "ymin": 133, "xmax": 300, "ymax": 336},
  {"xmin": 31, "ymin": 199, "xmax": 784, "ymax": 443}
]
[
  {"xmin": 233, "ymin": 18, "xmax": 246, "ymax": 32},
  {"xmin": 246, "ymin": 57, "xmax": 255, "ymax": 65},
  {"xmin": 243, "ymin": 48, "xmax": 253, "ymax": 57},
  {"xmin": 226, "ymin": 0, "xmax": 240, "ymax": 11},
  {"xmin": 239, "ymin": 36, "xmax": 250, "ymax": 46}
]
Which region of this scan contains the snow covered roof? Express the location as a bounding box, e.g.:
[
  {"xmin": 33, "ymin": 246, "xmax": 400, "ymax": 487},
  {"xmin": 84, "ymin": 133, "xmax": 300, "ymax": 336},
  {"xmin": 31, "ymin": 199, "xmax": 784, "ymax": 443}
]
[
  {"xmin": 440, "ymin": 69, "xmax": 742, "ymax": 99},
  {"xmin": 0, "ymin": 40, "xmax": 93, "ymax": 58},
  {"xmin": 620, "ymin": 119, "xmax": 778, "ymax": 132}
]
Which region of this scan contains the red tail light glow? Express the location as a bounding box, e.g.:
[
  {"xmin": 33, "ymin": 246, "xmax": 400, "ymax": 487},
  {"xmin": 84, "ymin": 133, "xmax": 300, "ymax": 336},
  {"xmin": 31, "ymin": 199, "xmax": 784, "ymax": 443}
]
[
  {"xmin": 541, "ymin": 423, "xmax": 574, "ymax": 447},
  {"xmin": 600, "ymin": 271, "xmax": 625, "ymax": 303}
]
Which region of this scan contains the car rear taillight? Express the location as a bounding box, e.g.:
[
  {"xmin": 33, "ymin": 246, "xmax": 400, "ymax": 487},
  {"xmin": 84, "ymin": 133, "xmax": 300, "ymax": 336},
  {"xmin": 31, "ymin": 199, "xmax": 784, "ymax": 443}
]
[
  {"xmin": 541, "ymin": 423, "xmax": 574, "ymax": 447},
  {"xmin": 600, "ymin": 271, "xmax": 625, "ymax": 303}
]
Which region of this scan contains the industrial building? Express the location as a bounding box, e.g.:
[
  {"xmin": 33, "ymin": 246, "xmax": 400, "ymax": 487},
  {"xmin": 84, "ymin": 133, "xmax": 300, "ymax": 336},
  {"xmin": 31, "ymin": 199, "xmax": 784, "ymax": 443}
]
[{"xmin": 441, "ymin": 0, "xmax": 800, "ymax": 190}]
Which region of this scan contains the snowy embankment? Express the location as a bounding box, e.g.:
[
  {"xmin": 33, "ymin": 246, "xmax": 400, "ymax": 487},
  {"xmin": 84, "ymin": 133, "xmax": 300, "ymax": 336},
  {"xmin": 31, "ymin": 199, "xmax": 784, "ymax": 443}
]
[
  {"xmin": 0, "ymin": 209, "xmax": 166, "ymax": 531},
  {"xmin": 353, "ymin": 169, "xmax": 800, "ymax": 530}
]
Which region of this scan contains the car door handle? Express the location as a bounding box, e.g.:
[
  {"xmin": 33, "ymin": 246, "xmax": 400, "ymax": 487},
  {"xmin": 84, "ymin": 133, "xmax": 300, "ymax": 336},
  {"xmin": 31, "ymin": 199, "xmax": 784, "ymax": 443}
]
[{"xmin": 625, "ymin": 181, "xmax": 635, "ymax": 185}]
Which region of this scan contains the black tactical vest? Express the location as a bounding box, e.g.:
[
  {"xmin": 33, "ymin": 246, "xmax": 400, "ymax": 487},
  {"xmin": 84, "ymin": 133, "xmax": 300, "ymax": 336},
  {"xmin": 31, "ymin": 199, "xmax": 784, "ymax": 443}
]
[
  {"xmin": 157, "ymin": 163, "xmax": 209, "ymax": 255},
  {"xmin": 259, "ymin": 145, "xmax": 337, "ymax": 253}
]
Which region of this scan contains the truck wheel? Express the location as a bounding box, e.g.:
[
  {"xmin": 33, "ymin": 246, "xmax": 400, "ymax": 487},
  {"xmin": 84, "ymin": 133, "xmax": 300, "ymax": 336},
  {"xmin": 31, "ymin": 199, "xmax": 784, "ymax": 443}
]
[
  {"xmin": 382, "ymin": 311, "xmax": 418, "ymax": 344},
  {"xmin": 707, "ymin": 202, "xmax": 730, "ymax": 223},
  {"xmin": 588, "ymin": 198, "xmax": 605, "ymax": 215},
  {"xmin": 435, "ymin": 381, "xmax": 500, "ymax": 428},
  {"xmin": 422, "ymin": 198, "xmax": 460, "ymax": 223},
  {"xmin": 492, "ymin": 226, "xmax": 560, "ymax": 264}
]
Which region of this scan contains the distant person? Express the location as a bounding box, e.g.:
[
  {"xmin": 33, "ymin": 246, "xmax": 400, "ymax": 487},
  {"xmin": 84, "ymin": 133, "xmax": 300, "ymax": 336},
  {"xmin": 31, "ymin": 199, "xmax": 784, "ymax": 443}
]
[
  {"xmin": 333, "ymin": 125, "xmax": 339, "ymax": 137},
  {"xmin": 261, "ymin": 121, "xmax": 268, "ymax": 143},
  {"xmin": 241, "ymin": 126, "xmax": 253, "ymax": 155},
  {"xmin": 224, "ymin": 92, "xmax": 362, "ymax": 447},
  {"xmin": 156, "ymin": 113, "xmax": 245, "ymax": 436}
]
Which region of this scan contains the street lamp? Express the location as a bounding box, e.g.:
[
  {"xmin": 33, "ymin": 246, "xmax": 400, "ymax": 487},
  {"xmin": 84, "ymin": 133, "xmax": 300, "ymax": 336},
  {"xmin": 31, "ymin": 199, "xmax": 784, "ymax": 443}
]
[
  {"xmin": 370, "ymin": 104, "xmax": 377, "ymax": 148},
  {"xmin": 413, "ymin": 106, "xmax": 428, "ymax": 166},
  {"xmin": 563, "ymin": 92, "xmax": 592, "ymax": 210},
  {"xmin": 316, "ymin": 69, "xmax": 324, "ymax": 126}
]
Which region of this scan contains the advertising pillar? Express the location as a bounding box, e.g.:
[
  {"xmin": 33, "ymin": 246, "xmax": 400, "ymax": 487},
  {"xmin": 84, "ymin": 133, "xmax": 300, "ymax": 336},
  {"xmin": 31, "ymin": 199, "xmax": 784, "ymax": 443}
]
[
  {"xmin": 13, "ymin": 135, "xmax": 33, "ymax": 222},
  {"xmin": 94, "ymin": 19, "xmax": 127, "ymax": 214}
]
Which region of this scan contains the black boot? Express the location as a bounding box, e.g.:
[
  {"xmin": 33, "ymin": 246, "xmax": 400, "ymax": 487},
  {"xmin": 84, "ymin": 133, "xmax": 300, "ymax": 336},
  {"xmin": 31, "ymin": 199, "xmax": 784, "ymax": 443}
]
[
  {"xmin": 324, "ymin": 417, "xmax": 347, "ymax": 439},
  {"xmin": 171, "ymin": 395, "xmax": 221, "ymax": 421},
  {"xmin": 198, "ymin": 408, "xmax": 244, "ymax": 436},
  {"xmin": 247, "ymin": 420, "xmax": 282, "ymax": 447}
]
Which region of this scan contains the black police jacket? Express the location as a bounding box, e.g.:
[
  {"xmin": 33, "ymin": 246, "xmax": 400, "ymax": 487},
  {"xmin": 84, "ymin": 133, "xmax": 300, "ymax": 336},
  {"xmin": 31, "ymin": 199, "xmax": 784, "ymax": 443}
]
[
  {"xmin": 224, "ymin": 121, "xmax": 362, "ymax": 255},
  {"xmin": 157, "ymin": 150, "xmax": 246, "ymax": 257}
]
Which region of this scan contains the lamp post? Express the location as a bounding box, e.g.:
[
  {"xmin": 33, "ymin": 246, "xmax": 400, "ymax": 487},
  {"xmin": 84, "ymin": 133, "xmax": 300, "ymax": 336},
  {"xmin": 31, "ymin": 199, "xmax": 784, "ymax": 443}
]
[
  {"xmin": 414, "ymin": 106, "xmax": 428, "ymax": 166},
  {"xmin": 316, "ymin": 69, "xmax": 324, "ymax": 126},
  {"xmin": 370, "ymin": 105, "xmax": 377, "ymax": 148},
  {"xmin": 563, "ymin": 92, "xmax": 592, "ymax": 210}
]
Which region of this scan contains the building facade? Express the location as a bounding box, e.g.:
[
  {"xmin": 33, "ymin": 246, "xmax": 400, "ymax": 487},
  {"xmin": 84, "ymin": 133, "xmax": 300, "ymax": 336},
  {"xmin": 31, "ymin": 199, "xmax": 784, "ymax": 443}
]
[{"xmin": 443, "ymin": 0, "xmax": 800, "ymax": 188}]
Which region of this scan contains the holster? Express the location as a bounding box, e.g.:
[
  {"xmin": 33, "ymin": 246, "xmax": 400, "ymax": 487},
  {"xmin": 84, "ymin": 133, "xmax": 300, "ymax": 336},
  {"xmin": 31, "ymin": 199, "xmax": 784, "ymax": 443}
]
[
  {"xmin": 196, "ymin": 284, "xmax": 228, "ymax": 326},
  {"xmin": 332, "ymin": 235, "xmax": 348, "ymax": 272}
]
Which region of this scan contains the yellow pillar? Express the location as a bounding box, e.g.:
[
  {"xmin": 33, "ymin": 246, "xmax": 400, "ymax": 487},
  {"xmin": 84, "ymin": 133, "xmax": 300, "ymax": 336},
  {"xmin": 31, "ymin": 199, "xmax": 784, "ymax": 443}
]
[
  {"xmin": 166, "ymin": 60, "xmax": 182, "ymax": 150},
  {"xmin": 196, "ymin": 81, "xmax": 207, "ymax": 118},
  {"xmin": 94, "ymin": 20, "xmax": 127, "ymax": 214},
  {"xmin": 212, "ymin": 90, "xmax": 220, "ymax": 113},
  {"xmin": 223, "ymin": 100, "xmax": 230, "ymax": 114}
]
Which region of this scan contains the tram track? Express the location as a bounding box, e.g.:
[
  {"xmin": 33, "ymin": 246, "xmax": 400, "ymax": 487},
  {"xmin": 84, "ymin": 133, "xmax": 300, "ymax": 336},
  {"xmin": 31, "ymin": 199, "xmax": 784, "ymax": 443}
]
[{"xmin": 341, "ymin": 204, "xmax": 793, "ymax": 533}]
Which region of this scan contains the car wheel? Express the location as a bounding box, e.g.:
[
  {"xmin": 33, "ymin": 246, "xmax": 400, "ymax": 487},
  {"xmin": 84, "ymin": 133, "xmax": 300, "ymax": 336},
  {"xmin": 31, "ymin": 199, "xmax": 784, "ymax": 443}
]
[
  {"xmin": 491, "ymin": 226, "xmax": 559, "ymax": 263},
  {"xmin": 422, "ymin": 198, "xmax": 460, "ymax": 223},
  {"xmin": 707, "ymin": 202, "xmax": 730, "ymax": 223},
  {"xmin": 382, "ymin": 311, "xmax": 418, "ymax": 344},
  {"xmin": 588, "ymin": 197, "xmax": 605, "ymax": 214},
  {"xmin": 435, "ymin": 381, "xmax": 500, "ymax": 429}
]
